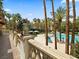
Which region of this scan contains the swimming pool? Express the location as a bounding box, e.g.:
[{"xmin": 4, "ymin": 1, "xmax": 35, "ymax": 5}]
[
  {"xmin": 48, "ymin": 36, "xmax": 52, "ymax": 43},
  {"xmin": 56, "ymin": 32, "xmax": 79, "ymax": 43}
]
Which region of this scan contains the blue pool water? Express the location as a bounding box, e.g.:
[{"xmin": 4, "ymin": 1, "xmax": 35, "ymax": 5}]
[
  {"xmin": 48, "ymin": 36, "xmax": 52, "ymax": 43},
  {"xmin": 56, "ymin": 32, "xmax": 79, "ymax": 43}
]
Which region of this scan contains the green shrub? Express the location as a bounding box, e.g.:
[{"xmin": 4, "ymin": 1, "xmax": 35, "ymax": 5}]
[
  {"xmin": 17, "ymin": 20, "xmax": 23, "ymax": 35},
  {"xmin": 74, "ymin": 41, "xmax": 79, "ymax": 58}
]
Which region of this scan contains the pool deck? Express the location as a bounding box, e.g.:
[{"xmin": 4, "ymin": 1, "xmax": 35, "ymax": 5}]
[{"xmin": 34, "ymin": 34, "xmax": 72, "ymax": 56}]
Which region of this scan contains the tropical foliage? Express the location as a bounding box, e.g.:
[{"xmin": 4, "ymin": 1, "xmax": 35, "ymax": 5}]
[
  {"xmin": 4, "ymin": 0, "xmax": 79, "ymax": 58},
  {"xmin": 70, "ymin": 0, "xmax": 76, "ymax": 55},
  {"xmin": 56, "ymin": 6, "xmax": 66, "ymax": 41},
  {"xmin": 74, "ymin": 41, "xmax": 79, "ymax": 58},
  {"xmin": 0, "ymin": 0, "xmax": 3, "ymax": 10},
  {"xmin": 5, "ymin": 12, "xmax": 12, "ymax": 29}
]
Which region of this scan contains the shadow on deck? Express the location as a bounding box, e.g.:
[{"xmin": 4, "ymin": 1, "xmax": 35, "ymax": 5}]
[{"xmin": 0, "ymin": 33, "xmax": 13, "ymax": 59}]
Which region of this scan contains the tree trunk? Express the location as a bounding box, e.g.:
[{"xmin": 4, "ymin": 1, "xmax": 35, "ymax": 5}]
[
  {"xmin": 51, "ymin": 0, "xmax": 57, "ymax": 49},
  {"xmin": 0, "ymin": 24, "xmax": 2, "ymax": 36},
  {"xmin": 9, "ymin": 18, "xmax": 10, "ymax": 29},
  {"xmin": 55, "ymin": 28, "xmax": 57, "ymax": 49},
  {"xmin": 65, "ymin": 0, "xmax": 69, "ymax": 54},
  {"xmin": 43, "ymin": 0, "xmax": 48, "ymax": 45},
  {"xmin": 70, "ymin": 0, "xmax": 76, "ymax": 55},
  {"xmin": 59, "ymin": 21, "xmax": 61, "ymax": 42}
]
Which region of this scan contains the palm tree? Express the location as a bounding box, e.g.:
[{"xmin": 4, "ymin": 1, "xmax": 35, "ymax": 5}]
[
  {"xmin": 47, "ymin": 18, "xmax": 52, "ymax": 31},
  {"xmin": 65, "ymin": 0, "xmax": 69, "ymax": 54},
  {"xmin": 70, "ymin": 0, "xmax": 76, "ymax": 55},
  {"xmin": 33, "ymin": 18, "xmax": 41, "ymax": 30},
  {"xmin": 0, "ymin": 0, "xmax": 3, "ymax": 10},
  {"xmin": 22, "ymin": 18, "xmax": 30, "ymax": 34},
  {"xmin": 5, "ymin": 12, "xmax": 12, "ymax": 29},
  {"xmin": 12, "ymin": 13, "xmax": 22, "ymax": 21},
  {"xmin": 11, "ymin": 13, "xmax": 22, "ymax": 39},
  {"xmin": 40, "ymin": 20, "xmax": 45, "ymax": 32},
  {"xmin": 56, "ymin": 6, "xmax": 66, "ymax": 42},
  {"xmin": 43, "ymin": 0, "xmax": 48, "ymax": 45},
  {"xmin": 12, "ymin": 13, "xmax": 22, "ymax": 31},
  {"xmin": 33, "ymin": 18, "xmax": 37, "ymax": 29},
  {"xmin": 51, "ymin": 0, "xmax": 57, "ymax": 49},
  {"xmin": 5, "ymin": 12, "xmax": 11, "ymax": 21},
  {"xmin": 37, "ymin": 18, "xmax": 41, "ymax": 30},
  {"xmin": 33, "ymin": 18, "xmax": 38, "ymax": 29}
]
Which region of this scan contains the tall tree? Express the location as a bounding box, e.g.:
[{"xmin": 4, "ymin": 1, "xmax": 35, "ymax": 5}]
[
  {"xmin": 37, "ymin": 18, "xmax": 41, "ymax": 29},
  {"xmin": 0, "ymin": 0, "xmax": 3, "ymax": 10},
  {"xmin": 5, "ymin": 12, "xmax": 11, "ymax": 21},
  {"xmin": 56, "ymin": 6, "xmax": 66, "ymax": 42},
  {"xmin": 17, "ymin": 20, "xmax": 23, "ymax": 34},
  {"xmin": 11, "ymin": 13, "xmax": 22, "ymax": 40},
  {"xmin": 33, "ymin": 18, "xmax": 41, "ymax": 30},
  {"xmin": 22, "ymin": 18, "xmax": 30, "ymax": 34},
  {"xmin": 33, "ymin": 18, "xmax": 36, "ymax": 29},
  {"xmin": 47, "ymin": 18, "xmax": 52, "ymax": 31},
  {"xmin": 65, "ymin": 0, "xmax": 69, "ymax": 54},
  {"xmin": 12, "ymin": 13, "xmax": 22, "ymax": 30},
  {"xmin": 22, "ymin": 18, "xmax": 30, "ymax": 23},
  {"xmin": 12, "ymin": 13, "xmax": 22, "ymax": 21},
  {"xmin": 70, "ymin": 0, "xmax": 76, "ymax": 55},
  {"xmin": 43, "ymin": 0, "xmax": 48, "ymax": 45},
  {"xmin": 76, "ymin": 17, "xmax": 79, "ymax": 31},
  {"xmin": 5, "ymin": 12, "xmax": 12, "ymax": 29},
  {"xmin": 51, "ymin": 0, "xmax": 57, "ymax": 49},
  {"xmin": 40, "ymin": 20, "xmax": 45, "ymax": 32},
  {"xmin": 33, "ymin": 18, "xmax": 38, "ymax": 29}
]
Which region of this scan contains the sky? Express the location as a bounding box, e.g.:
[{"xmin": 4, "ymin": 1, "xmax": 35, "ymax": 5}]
[{"xmin": 3, "ymin": 0, "xmax": 79, "ymax": 21}]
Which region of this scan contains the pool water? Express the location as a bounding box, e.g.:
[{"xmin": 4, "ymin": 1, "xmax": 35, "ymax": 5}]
[
  {"xmin": 48, "ymin": 37, "xmax": 52, "ymax": 43},
  {"xmin": 56, "ymin": 32, "xmax": 79, "ymax": 43}
]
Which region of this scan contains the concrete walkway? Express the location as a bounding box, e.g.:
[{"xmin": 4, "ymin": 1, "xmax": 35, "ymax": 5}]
[
  {"xmin": 0, "ymin": 32, "xmax": 20, "ymax": 59},
  {"xmin": 0, "ymin": 33, "xmax": 13, "ymax": 59}
]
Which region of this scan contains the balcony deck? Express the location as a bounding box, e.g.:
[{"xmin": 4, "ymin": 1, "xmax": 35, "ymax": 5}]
[{"xmin": 9, "ymin": 32, "xmax": 77, "ymax": 59}]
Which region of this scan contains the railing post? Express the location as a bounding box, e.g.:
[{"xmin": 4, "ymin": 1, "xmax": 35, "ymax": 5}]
[
  {"xmin": 32, "ymin": 48, "xmax": 36, "ymax": 59},
  {"xmin": 23, "ymin": 35, "xmax": 35, "ymax": 59},
  {"xmin": 36, "ymin": 50, "xmax": 41, "ymax": 59},
  {"xmin": 43, "ymin": 53, "xmax": 48, "ymax": 59},
  {"xmin": 28, "ymin": 45, "xmax": 32, "ymax": 59}
]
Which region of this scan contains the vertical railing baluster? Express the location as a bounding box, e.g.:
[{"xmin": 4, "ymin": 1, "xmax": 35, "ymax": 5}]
[
  {"xmin": 28, "ymin": 45, "xmax": 32, "ymax": 59},
  {"xmin": 23, "ymin": 36, "xmax": 35, "ymax": 59},
  {"xmin": 47, "ymin": 56, "xmax": 52, "ymax": 59},
  {"xmin": 43, "ymin": 53, "xmax": 48, "ymax": 59},
  {"xmin": 36, "ymin": 50, "xmax": 41, "ymax": 59},
  {"xmin": 32, "ymin": 47, "xmax": 36, "ymax": 59}
]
